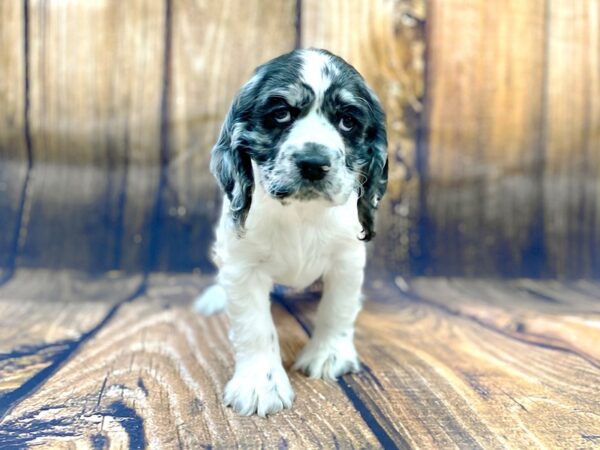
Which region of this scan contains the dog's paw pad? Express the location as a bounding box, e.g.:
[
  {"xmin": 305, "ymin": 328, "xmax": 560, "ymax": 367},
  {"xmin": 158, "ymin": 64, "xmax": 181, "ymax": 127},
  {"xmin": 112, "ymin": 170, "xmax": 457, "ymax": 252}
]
[
  {"xmin": 224, "ymin": 363, "xmax": 295, "ymax": 416},
  {"xmin": 194, "ymin": 285, "xmax": 227, "ymax": 316},
  {"xmin": 293, "ymin": 336, "xmax": 360, "ymax": 380}
]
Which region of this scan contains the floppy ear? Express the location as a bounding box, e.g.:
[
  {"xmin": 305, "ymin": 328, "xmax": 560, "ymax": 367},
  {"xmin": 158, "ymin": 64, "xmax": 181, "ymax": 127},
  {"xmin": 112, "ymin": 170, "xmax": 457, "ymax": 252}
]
[
  {"xmin": 357, "ymin": 103, "xmax": 388, "ymax": 241},
  {"xmin": 210, "ymin": 86, "xmax": 255, "ymax": 231}
]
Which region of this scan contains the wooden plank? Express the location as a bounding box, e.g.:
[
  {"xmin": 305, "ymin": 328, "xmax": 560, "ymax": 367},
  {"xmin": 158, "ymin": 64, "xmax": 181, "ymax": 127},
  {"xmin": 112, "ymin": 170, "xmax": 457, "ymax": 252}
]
[
  {"xmin": 409, "ymin": 278, "xmax": 600, "ymax": 366},
  {"xmin": 568, "ymin": 280, "xmax": 600, "ymax": 300},
  {"xmin": 511, "ymin": 279, "xmax": 600, "ymax": 310},
  {"xmin": 156, "ymin": 0, "xmax": 297, "ymax": 272},
  {"xmin": 0, "ymin": 2, "xmax": 28, "ymax": 280},
  {"xmin": 0, "ymin": 274, "xmax": 379, "ymax": 449},
  {"xmin": 544, "ymin": 0, "xmax": 600, "ymax": 277},
  {"xmin": 0, "ymin": 269, "xmax": 143, "ymax": 418},
  {"xmin": 279, "ymin": 279, "xmax": 600, "ymax": 448},
  {"xmin": 0, "ymin": 269, "xmax": 144, "ymax": 304},
  {"xmin": 0, "ymin": 300, "xmax": 111, "ymax": 399},
  {"xmin": 27, "ymin": 0, "xmax": 165, "ymax": 166},
  {"xmin": 17, "ymin": 0, "xmax": 166, "ymax": 272},
  {"xmin": 0, "ymin": 0, "xmax": 26, "ymax": 161},
  {"xmin": 423, "ymin": 0, "xmax": 548, "ymax": 276},
  {"xmin": 0, "ymin": 162, "xmax": 28, "ymax": 282},
  {"xmin": 301, "ymin": 0, "xmax": 425, "ymax": 273}
]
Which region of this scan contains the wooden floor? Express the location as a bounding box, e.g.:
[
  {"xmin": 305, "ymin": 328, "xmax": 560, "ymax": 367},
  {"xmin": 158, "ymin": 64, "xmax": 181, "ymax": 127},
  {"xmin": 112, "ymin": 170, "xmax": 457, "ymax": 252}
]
[{"xmin": 0, "ymin": 270, "xmax": 599, "ymax": 449}]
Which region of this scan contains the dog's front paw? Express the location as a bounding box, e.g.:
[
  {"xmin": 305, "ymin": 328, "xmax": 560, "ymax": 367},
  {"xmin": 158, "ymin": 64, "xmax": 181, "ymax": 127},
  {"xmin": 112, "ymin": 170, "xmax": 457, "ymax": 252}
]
[
  {"xmin": 294, "ymin": 335, "xmax": 360, "ymax": 380},
  {"xmin": 224, "ymin": 362, "xmax": 295, "ymax": 416}
]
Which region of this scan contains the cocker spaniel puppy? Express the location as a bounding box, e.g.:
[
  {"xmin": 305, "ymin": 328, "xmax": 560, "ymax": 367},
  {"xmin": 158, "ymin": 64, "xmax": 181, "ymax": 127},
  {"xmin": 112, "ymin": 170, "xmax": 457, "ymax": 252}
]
[{"xmin": 195, "ymin": 48, "xmax": 388, "ymax": 416}]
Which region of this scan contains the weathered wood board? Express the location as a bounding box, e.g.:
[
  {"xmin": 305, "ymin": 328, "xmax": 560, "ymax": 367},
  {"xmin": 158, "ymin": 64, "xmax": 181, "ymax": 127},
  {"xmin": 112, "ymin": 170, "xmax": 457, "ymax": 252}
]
[
  {"xmin": 2, "ymin": 0, "xmax": 299, "ymax": 276},
  {"xmin": 156, "ymin": 0, "xmax": 297, "ymax": 273},
  {"xmin": 1, "ymin": 271, "xmax": 599, "ymax": 448},
  {"xmin": 0, "ymin": 2, "xmax": 28, "ymax": 282},
  {"xmin": 422, "ymin": 0, "xmax": 600, "ymax": 277},
  {"xmin": 409, "ymin": 278, "xmax": 600, "ymax": 366},
  {"xmin": 0, "ymin": 269, "xmax": 144, "ymax": 420},
  {"xmin": 544, "ymin": 0, "xmax": 600, "ymax": 278},
  {"xmin": 0, "ymin": 273, "xmax": 377, "ymax": 449},
  {"xmin": 1, "ymin": 0, "xmax": 600, "ymax": 277},
  {"xmin": 0, "ymin": 0, "xmax": 26, "ymax": 162},
  {"xmin": 14, "ymin": 0, "xmax": 166, "ymax": 273},
  {"xmin": 277, "ymin": 276, "xmax": 600, "ymax": 449},
  {"xmin": 423, "ymin": 0, "xmax": 549, "ymax": 277},
  {"xmin": 301, "ymin": 0, "xmax": 425, "ymax": 273}
]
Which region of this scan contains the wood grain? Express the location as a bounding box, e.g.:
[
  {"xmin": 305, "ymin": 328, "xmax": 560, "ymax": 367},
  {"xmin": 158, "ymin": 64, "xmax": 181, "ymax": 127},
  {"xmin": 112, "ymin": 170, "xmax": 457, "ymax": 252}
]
[
  {"xmin": 0, "ymin": 300, "xmax": 111, "ymax": 398},
  {"xmin": 1, "ymin": 272, "xmax": 600, "ymax": 448},
  {"xmin": 409, "ymin": 278, "xmax": 600, "ymax": 366},
  {"xmin": 27, "ymin": 0, "xmax": 165, "ymax": 166},
  {"xmin": 0, "ymin": 274, "xmax": 379, "ymax": 449},
  {"xmin": 156, "ymin": 0, "xmax": 297, "ymax": 273},
  {"xmin": 1, "ymin": 1, "xmax": 599, "ymax": 277},
  {"xmin": 424, "ymin": 0, "xmax": 548, "ymax": 277},
  {"xmin": 278, "ymin": 278, "xmax": 600, "ymax": 449},
  {"xmin": 544, "ymin": 0, "xmax": 600, "ymax": 278},
  {"xmin": 5, "ymin": 0, "xmax": 298, "ymax": 275},
  {"xmin": 0, "ymin": 269, "xmax": 144, "ymax": 416},
  {"xmin": 0, "ymin": 1, "xmax": 28, "ymax": 281},
  {"xmin": 17, "ymin": 0, "xmax": 166, "ymax": 272},
  {"xmin": 301, "ymin": 0, "xmax": 425, "ymax": 273},
  {"xmin": 0, "ymin": 0, "xmax": 26, "ymax": 162}
]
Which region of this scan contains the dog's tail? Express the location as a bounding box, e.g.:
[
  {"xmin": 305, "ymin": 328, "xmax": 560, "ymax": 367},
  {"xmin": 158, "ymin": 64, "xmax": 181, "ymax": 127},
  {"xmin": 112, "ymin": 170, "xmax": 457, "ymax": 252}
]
[{"xmin": 194, "ymin": 284, "xmax": 227, "ymax": 316}]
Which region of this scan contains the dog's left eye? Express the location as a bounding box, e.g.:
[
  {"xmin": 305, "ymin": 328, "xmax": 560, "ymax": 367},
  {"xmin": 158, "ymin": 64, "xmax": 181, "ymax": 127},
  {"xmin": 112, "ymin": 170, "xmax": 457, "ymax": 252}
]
[
  {"xmin": 273, "ymin": 109, "xmax": 292, "ymax": 124},
  {"xmin": 339, "ymin": 115, "xmax": 355, "ymax": 132}
]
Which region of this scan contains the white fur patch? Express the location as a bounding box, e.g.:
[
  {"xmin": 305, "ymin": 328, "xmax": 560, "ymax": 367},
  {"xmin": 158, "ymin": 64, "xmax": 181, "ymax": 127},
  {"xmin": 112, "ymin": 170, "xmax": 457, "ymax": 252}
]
[
  {"xmin": 300, "ymin": 50, "xmax": 334, "ymax": 106},
  {"xmin": 203, "ymin": 49, "xmax": 373, "ymax": 417},
  {"xmin": 224, "ymin": 356, "xmax": 295, "ymax": 416},
  {"xmin": 293, "ymin": 332, "xmax": 360, "ymax": 380},
  {"xmin": 283, "ymin": 109, "xmax": 345, "ymax": 156},
  {"xmin": 194, "ymin": 284, "xmax": 227, "ymax": 316}
]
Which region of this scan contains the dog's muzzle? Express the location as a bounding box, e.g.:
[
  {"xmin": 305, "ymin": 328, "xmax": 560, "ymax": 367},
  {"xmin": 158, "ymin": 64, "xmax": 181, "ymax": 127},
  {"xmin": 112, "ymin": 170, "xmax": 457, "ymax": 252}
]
[
  {"xmin": 267, "ymin": 142, "xmax": 344, "ymax": 202},
  {"xmin": 293, "ymin": 143, "xmax": 332, "ymax": 181}
]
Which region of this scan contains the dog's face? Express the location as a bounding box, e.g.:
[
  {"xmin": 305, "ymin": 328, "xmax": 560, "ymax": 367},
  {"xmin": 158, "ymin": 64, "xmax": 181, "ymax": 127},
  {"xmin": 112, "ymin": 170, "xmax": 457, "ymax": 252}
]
[{"xmin": 211, "ymin": 49, "xmax": 388, "ymax": 240}]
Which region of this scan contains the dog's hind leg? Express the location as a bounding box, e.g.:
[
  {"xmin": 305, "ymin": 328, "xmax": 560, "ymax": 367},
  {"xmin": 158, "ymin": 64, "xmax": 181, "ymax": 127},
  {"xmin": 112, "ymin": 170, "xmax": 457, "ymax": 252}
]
[{"xmin": 194, "ymin": 284, "xmax": 227, "ymax": 316}]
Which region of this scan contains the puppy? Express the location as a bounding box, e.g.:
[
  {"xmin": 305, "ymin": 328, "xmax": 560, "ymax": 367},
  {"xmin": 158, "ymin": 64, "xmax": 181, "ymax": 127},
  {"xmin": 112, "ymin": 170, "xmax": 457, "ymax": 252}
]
[{"xmin": 195, "ymin": 48, "xmax": 388, "ymax": 416}]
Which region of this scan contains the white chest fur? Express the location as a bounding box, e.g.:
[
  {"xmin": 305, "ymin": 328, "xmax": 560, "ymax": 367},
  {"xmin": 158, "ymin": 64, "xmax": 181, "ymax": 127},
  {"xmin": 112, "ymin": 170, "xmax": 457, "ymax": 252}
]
[{"xmin": 213, "ymin": 184, "xmax": 366, "ymax": 290}]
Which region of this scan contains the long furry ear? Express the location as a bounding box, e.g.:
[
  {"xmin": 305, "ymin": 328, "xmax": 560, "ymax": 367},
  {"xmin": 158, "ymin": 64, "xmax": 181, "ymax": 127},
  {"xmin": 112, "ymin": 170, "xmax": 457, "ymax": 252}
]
[
  {"xmin": 210, "ymin": 84, "xmax": 256, "ymax": 231},
  {"xmin": 357, "ymin": 99, "xmax": 388, "ymax": 241}
]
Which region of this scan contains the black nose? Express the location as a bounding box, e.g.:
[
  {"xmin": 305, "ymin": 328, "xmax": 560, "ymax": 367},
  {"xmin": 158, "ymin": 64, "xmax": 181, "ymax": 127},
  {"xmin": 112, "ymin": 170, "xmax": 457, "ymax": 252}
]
[{"xmin": 294, "ymin": 150, "xmax": 331, "ymax": 181}]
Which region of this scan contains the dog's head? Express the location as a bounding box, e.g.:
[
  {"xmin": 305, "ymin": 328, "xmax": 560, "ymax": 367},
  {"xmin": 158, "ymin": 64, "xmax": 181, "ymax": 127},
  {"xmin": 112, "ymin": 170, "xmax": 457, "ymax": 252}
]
[{"xmin": 211, "ymin": 48, "xmax": 388, "ymax": 240}]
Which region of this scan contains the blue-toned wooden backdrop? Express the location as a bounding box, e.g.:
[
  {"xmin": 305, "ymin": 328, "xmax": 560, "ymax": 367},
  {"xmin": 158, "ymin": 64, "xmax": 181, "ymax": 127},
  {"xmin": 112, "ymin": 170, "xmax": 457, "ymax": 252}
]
[{"xmin": 0, "ymin": 0, "xmax": 598, "ymax": 280}]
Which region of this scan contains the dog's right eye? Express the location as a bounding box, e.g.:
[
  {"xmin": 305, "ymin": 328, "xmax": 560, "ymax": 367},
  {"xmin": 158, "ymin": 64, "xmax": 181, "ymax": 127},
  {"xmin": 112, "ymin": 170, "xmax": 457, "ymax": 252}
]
[
  {"xmin": 273, "ymin": 109, "xmax": 292, "ymax": 124},
  {"xmin": 339, "ymin": 114, "xmax": 356, "ymax": 132}
]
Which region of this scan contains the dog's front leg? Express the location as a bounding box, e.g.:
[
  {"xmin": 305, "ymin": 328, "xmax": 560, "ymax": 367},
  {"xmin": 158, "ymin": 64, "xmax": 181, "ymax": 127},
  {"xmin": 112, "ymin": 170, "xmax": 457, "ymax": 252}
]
[
  {"xmin": 221, "ymin": 266, "xmax": 294, "ymax": 416},
  {"xmin": 294, "ymin": 257, "xmax": 364, "ymax": 380}
]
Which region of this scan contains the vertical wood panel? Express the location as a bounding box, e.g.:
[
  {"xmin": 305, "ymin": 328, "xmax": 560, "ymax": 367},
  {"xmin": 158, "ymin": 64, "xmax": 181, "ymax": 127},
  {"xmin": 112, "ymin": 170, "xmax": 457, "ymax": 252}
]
[
  {"xmin": 18, "ymin": 0, "xmax": 165, "ymax": 272},
  {"xmin": 301, "ymin": 0, "xmax": 425, "ymax": 273},
  {"xmin": 544, "ymin": 0, "xmax": 600, "ymax": 278},
  {"xmin": 0, "ymin": 2, "xmax": 28, "ymax": 279},
  {"xmin": 1, "ymin": 1, "xmax": 599, "ymax": 278},
  {"xmin": 0, "ymin": 1, "xmax": 26, "ymax": 161},
  {"xmin": 155, "ymin": 0, "xmax": 297, "ymax": 273},
  {"xmin": 424, "ymin": 0, "xmax": 548, "ymax": 276}
]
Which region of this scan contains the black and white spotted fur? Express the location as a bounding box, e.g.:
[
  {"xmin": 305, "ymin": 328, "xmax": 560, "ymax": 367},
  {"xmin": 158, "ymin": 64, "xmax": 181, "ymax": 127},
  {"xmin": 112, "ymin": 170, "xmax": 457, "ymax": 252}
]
[{"xmin": 195, "ymin": 48, "xmax": 388, "ymax": 416}]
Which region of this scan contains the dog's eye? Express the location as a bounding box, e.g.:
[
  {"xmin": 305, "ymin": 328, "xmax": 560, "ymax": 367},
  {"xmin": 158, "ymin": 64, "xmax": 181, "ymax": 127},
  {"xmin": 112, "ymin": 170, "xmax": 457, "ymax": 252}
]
[
  {"xmin": 273, "ymin": 109, "xmax": 292, "ymax": 124},
  {"xmin": 339, "ymin": 115, "xmax": 355, "ymax": 132}
]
